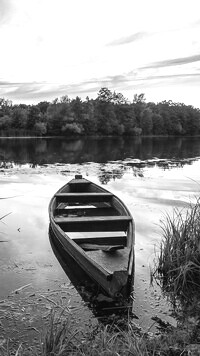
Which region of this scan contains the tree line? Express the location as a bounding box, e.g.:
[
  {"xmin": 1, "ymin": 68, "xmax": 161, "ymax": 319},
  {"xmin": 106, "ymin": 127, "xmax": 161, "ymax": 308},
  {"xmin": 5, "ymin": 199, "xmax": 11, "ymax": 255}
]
[{"xmin": 0, "ymin": 88, "xmax": 200, "ymax": 137}]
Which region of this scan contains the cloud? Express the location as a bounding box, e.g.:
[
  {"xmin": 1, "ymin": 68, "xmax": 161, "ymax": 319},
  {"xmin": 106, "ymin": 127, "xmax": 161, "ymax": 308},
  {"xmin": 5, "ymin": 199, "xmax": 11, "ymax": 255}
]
[
  {"xmin": 0, "ymin": 80, "xmax": 100, "ymax": 103},
  {"xmin": 0, "ymin": 0, "xmax": 13, "ymax": 24},
  {"xmin": 141, "ymin": 54, "xmax": 200, "ymax": 69},
  {"xmin": 107, "ymin": 31, "xmax": 149, "ymax": 46},
  {"xmin": 192, "ymin": 18, "xmax": 200, "ymax": 27},
  {"xmin": 1, "ymin": 69, "xmax": 200, "ymax": 104}
]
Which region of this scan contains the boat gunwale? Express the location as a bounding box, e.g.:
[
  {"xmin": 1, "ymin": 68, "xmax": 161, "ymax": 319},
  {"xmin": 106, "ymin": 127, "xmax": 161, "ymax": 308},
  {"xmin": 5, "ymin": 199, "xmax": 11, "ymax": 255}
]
[{"xmin": 48, "ymin": 177, "xmax": 135, "ymax": 296}]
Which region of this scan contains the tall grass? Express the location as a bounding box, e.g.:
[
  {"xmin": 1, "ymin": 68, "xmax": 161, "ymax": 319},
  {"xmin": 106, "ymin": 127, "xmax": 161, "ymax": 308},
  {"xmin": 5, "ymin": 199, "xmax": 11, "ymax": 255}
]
[
  {"xmin": 1, "ymin": 307, "xmax": 199, "ymax": 356},
  {"xmin": 154, "ymin": 197, "xmax": 200, "ymax": 312}
]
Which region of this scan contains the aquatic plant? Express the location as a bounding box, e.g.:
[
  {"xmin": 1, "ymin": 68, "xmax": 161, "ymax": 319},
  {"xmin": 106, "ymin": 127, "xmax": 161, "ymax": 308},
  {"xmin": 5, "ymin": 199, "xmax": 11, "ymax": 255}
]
[
  {"xmin": 154, "ymin": 197, "xmax": 200, "ymax": 313},
  {"xmin": 41, "ymin": 309, "xmax": 81, "ymax": 356},
  {"xmin": 1, "ymin": 306, "xmax": 200, "ymax": 356}
]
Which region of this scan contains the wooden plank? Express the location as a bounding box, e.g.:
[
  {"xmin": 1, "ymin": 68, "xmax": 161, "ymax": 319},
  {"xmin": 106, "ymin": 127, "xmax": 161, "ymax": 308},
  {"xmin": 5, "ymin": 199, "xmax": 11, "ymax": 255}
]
[
  {"xmin": 86, "ymin": 247, "xmax": 130, "ymax": 273},
  {"xmin": 72, "ymin": 235, "xmax": 126, "ymax": 245},
  {"xmin": 56, "ymin": 207, "xmax": 119, "ymax": 217},
  {"xmin": 68, "ymin": 179, "xmax": 90, "ymax": 185},
  {"xmin": 54, "ymin": 215, "xmax": 132, "ymax": 232},
  {"xmin": 55, "ymin": 192, "xmax": 113, "ymax": 203},
  {"xmin": 55, "ymin": 216, "xmax": 131, "ymax": 223},
  {"xmin": 66, "ymin": 232, "xmax": 127, "ymax": 246},
  {"xmin": 67, "ymin": 231, "xmax": 126, "ymax": 239},
  {"xmin": 79, "ymin": 243, "xmax": 124, "ymax": 252},
  {"xmin": 68, "ymin": 179, "xmax": 91, "ymax": 192},
  {"xmin": 57, "ymin": 201, "xmax": 112, "ymax": 209}
]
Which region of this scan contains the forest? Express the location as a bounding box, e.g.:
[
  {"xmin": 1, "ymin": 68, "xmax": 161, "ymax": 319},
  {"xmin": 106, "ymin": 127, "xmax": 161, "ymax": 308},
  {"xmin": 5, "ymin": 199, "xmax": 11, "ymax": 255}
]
[{"xmin": 0, "ymin": 88, "xmax": 200, "ymax": 137}]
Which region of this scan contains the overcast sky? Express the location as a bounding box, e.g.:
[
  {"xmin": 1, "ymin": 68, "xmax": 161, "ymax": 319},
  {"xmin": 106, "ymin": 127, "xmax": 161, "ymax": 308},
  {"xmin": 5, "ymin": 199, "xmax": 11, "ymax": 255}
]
[{"xmin": 0, "ymin": 0, "xmax": 200, "ymax": 107}]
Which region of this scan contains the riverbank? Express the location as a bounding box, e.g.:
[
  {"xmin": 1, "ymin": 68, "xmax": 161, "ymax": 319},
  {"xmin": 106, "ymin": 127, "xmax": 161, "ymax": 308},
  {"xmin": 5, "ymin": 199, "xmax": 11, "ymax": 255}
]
[{"xmin": 1, "ymin": 304, "xmax": 200, "ymax": 356}]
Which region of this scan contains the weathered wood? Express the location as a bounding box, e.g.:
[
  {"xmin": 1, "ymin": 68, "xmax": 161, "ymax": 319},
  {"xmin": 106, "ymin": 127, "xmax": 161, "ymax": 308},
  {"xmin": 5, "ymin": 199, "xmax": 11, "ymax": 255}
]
[
  {"xmin": 72, "ymin": 235, "xmax": 127, "ymax": 245},
  {"xmin": 56, "ymin": 201, "xmax": 112, "ymax": 209},
  {"xmin": 67, "ymin": 231, "xmax": 127, "ymax": 239},
  {"xmin": 55, "ymin": 216, "xmax": 131, "ymax": 223},
  {"xmin": 69, "ymin": 179, "xmax": 90, "ymax": 185},
  {"xmin": 68, "ymin": 179, "xmax": 91, "ymax": 192},
  {"xmin": 49, "ymin": 175, "xmax": 135, "ymax": 299},
  {"xmin": 86, "ymin": 247, "xmax": 130, "ymax": 274},
  {"xmin": 79, "ymin": 243, "xmax": 124, "ymax": 252},
  {"xmin": 55, "ymin": 192, "xmax": 113, "ymax": 203},
  {"xmin": 56, "ymin": 207, "xmax": 119, "ymax": 217},
  {"xmin": 54, "ymin": 215, "xmax": 132, "ymax": 232}
]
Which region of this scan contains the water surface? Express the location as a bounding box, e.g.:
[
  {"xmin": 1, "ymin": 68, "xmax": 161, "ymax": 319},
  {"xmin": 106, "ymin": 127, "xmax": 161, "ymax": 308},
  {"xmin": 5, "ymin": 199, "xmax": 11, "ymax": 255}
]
[{"xmin": 0, "ymin": 136, "xmax": 200, "ymax": 337}]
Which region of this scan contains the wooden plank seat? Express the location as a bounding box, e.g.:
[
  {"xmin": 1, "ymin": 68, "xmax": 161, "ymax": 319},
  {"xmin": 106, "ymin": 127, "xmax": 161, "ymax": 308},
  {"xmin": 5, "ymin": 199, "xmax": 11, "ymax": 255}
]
[
  {"xmin": 55, "ymin": 192, "xmax": 113, "ymax": 203},
  {"xmin": 54, "ymin": 215, "xmax": 132, "ymax": 232},
  {"xmin": 56, "ymin": 206, "xmax": 119, "ymax": 217},
  {"xmin": 67, "ymin": 231, "xmax": 127, "ymax": 246},
  {"xmin": 68, "ymin": 179, "xmax": 91, "ymax": 192},
  {"xmin": 68, "ymin": 178, "xmax": 90, "ymax": 185},
  {"xmin": 57, "ymin": 202, "xmax": 112, "ymax": 209}
]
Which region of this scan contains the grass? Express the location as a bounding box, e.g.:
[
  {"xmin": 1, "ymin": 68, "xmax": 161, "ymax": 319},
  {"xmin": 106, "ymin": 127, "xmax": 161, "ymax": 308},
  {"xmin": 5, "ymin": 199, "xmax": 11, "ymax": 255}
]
[
  {"xmin": 1, "ymin": 308, "xmax": 200, "ymax": 356},
  {"xmin": 153, "ymin": 197, "xmax": 200, "ymax": 314},
  {"xmin": 2, "ymin": 198, "xmax": 200, "ymax": 355}
]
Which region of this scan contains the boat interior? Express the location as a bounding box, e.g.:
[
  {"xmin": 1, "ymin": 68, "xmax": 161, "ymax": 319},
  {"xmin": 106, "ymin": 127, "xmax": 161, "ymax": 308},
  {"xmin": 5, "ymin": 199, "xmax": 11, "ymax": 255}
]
[{"xmin": 53, "ymin": 177, "xmax": 133, "ymax": 253}]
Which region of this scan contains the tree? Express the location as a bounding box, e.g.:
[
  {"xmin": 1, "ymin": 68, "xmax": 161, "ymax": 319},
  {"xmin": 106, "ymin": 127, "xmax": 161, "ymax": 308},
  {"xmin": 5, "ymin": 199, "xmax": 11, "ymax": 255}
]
[
  {"xmin": 0, "ymin": 98, "xmax": 12, "ymax": 116},
  {"xmin": 34, "ymin": 122, "xmax": 47, "ymax": 136},
  {"xmin": 185, "ymin": 107, "xmax": 200, "ymax": 135},
  {"xmin": 37, "ymin": 101, "xmax": 50, "ymax": 114},
  {"xmin": 152, "ymin": 113, "xmax": 165, "ymax": 135},
  {"xmin": 133, "ymin": 93, "xmax": 146, "ymax": 104},
  {"xmin": 11, "ymin": 107, "xmax": 28, "ymax": 129},
  {"xmin": 140, "ymin": 108, "xmax": 153, "ymax": 135},
  {"xmin": 27, "ymin": 106, "xmax": 40, "ymax": 130},
  {"xmin": 112, "ymin": 91, "xmax": 128, "ymax": 105},
  {"xmin": 0, "ymin": 115, "xmax": 12, "ymax": 130},
  {"xmin": 71, "ymin": 96, "xmax": 83, "ymax": 121},
  {"xmin": 60, "ymin": 95, "xmax": 71, "ymax": 103},
  {"xmin": 61, "ymin": 122, "xmax": 83, "ymax": 135},
  {"xmin": 133, "ymin": 93, "xmax": 146, "ymax": 126},
  {"xmin": 82, "ymin": 99, "xmax": 97, "ymax": 134},
  {"xmin": 115, "ymin": 104, "xmax": 137, "ymax": 135},
  {"xmin": 97, "ymin": 88, "xmax": 113, "ymax": 102}
]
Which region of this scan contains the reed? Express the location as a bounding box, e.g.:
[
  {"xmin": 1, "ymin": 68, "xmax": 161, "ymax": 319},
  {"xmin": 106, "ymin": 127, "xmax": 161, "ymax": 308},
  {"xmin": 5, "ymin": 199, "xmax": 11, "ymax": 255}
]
[
  {"xmin": 41, "ymin": 309, "xmax": 80, "ymax": 355},
  {"xmin": 0, "ymin": 311, "xmax": 198, "ymax": 356},
  {"xmin": 154, "ymin": 197, "xmax": 200, "ymax": 310}
]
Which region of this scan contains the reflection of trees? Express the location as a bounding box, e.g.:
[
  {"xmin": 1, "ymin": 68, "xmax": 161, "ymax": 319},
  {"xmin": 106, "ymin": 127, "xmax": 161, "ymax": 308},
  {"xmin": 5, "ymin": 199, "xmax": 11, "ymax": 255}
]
[
  {"xmin": 98, "ymin": 169, "xmax": 124, "ymax": 185},
  {"xmin": 98, "ymin": 165, "xmax": 144, "ymax": 185},
  {"xmin": 98, "ymin": 172, "xmax": 112, "ymax": 185},
  {"xmin": 35, "ymin": 140, "xmax": 47, "ymax": 154},
  {"xmin": 0, "ymin": 136, "xmax": 200, "ymax": 169}
]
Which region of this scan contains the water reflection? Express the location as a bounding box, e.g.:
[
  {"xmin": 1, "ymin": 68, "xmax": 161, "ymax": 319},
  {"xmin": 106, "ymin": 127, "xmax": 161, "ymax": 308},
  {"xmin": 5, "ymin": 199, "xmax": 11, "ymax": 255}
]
[
  {"xmin": 49, "ymin": 229, "xmax": 134, "ymax": 321},
  {"xmin": 1, "ymin": 137, "xmax": 200, "ymax": 331},
  {"xmin": 0, "ymin": 137, "xmax": 200, "ymax": 167},
  {"xmin": 1, "ymin": 137, "xmax": 200, "ymax": 186}
]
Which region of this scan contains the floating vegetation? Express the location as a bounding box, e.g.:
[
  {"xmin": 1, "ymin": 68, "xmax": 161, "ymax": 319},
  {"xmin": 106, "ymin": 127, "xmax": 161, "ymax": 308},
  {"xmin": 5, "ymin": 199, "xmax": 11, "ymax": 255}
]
[{"xmin": 153, "ymin": 197, "xmax": 200, "ymax": 315}]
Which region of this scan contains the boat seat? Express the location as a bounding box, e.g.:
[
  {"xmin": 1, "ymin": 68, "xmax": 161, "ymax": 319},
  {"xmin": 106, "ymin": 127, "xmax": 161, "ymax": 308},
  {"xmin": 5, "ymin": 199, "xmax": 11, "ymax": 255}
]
[
  {"xmin": 55, "ymin": 192, "xmax": 113, "ymax": 203},
  {"xmin": 68, "ymin": 178, "xmax": 90, "ymax": 185},
  {"xmin": 67, "ymin": 231, "xmax": 127, "ymax": 246},
  {"xmin": 54, "ymin": 215, "xmax": 132, "ymax": 232},
  {"xmin": 68, "ymin": 179, "xmax": 91, "ymax": 192},
  {"xmin": 55, "ymin": 204, "xmax": 118, "ymax": 217}
]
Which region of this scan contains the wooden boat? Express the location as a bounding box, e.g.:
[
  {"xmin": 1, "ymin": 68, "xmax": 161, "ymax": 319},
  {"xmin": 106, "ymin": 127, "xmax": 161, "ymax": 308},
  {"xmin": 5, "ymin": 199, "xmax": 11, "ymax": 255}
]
[{"xmin": 49, "ymin": 175, "xmax": 135, "ymax": 299}]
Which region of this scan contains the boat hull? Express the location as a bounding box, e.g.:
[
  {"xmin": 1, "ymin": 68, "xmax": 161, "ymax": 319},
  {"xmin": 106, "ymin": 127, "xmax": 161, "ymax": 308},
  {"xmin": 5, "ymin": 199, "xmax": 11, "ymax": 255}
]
[{"xmin": 49, "ymin": 176, "xmax": 135, "ymax": 299}]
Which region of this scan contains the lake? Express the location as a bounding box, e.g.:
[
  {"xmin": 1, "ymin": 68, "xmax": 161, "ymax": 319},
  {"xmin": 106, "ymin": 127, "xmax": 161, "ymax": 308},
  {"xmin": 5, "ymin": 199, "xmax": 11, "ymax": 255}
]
[{"xmin": 0, "ymin": 136, "xmax": 200, "ymax": 341}]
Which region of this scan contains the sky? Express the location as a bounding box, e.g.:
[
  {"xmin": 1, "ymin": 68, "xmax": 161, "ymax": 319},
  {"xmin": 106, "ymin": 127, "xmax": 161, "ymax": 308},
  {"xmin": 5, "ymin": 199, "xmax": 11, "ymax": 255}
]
[{"xmin": 0, "ymin": 0, "xmax": 200, "ymax": 107}]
